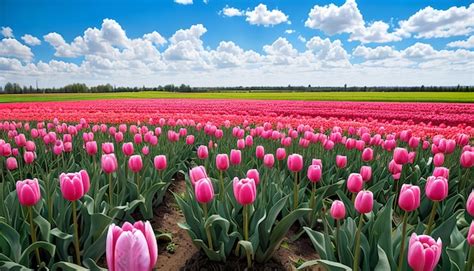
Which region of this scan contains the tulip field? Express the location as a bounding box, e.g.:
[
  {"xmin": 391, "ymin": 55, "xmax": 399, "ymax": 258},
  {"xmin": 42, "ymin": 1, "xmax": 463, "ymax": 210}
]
[{"xmin": 0, "ymin": 98, "xmax": 473, "ymax": 271}]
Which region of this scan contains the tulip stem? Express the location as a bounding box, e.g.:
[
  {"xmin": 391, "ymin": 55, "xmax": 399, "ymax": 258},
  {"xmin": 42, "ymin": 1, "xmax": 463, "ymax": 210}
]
[
  {"xmin": 72, "ymin": 200, "xmax": 81, "ymax": 265},
  {"xmin": 293, "ymin": 172, "xmax": 299, "ymax": 210},
  {"xmin": 135, "ymin": 173, "xmax": 141, "ymax": 192},
  {"xmin": 309, "ymin": 182, "xmax": 316, "ymax": 225},
  {"xmin": 243, "ymin": 204, "xmax": 252, "ymax": 268},
  {"xmin": 336, "ymin": 219, "xmax": 341, "ymax": 262},
  {"xmin": 202, "ymin": 203, "xmax": 213, "ymax": 250},
  {"xmin": 397, "ymin": 211, "xmax": 409, "ymax": 271},
  {"xmin": 28, "ymin": 207, "xmax": 41, "ymax": 266},
  {"xmin": 108, "ymin": 173, "xmax": 113, "ymax": 206},
  {"xmin": 426, "ymin": 201, "xmax": 439, "ymax": 235},
  {"xmin": 465, "ymin": 245, "xmax": 474, "ymax": 271},
  {"xmin": 219, "ymin": 170, "xmax": 225, "ymax": 201},
  {"xmin": 353, "ymin": 214, "xmax": 364, "ymax": 271}
]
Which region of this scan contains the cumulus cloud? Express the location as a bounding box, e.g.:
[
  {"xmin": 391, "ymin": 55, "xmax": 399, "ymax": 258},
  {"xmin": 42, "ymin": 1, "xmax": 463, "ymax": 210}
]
[
  {"xmin": 285, "ymin": 29, "xmax": 295, "ymax": 34},
  {"xmin": 245, "ymin": 4, "xmax": 289, "ymax": 27},
  {"xmin": 21, "ymin": 34, "xmax": 41, "ymax": 46},
  {"xmin": 221, "ymin": 6, "xmax": 243, "ymax": 17},
  {"xmin": 0, "ymin": 38, "xmax": 34, "ymax": 61},
  {"xmin": 143, "ymin": 31, "xmax": 167, "ymax": 46},
  {"xmin": 397, "ymin": 4, "xmax": 474, "ymax": 38},
  {"xmin": 447, "ymin": 35, "xmax": 474, "ymax": 48},
  {"xmin": 1, "ymin": 27, "xmax": 13, "ymax": 38},
  {"xmin": 174, "ymin": 0, "xmax": 192, "ymax": 5}
]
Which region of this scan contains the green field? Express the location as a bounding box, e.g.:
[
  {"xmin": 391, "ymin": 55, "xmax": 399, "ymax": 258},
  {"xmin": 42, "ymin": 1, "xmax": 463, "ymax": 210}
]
[{"xmin": 0, "ymin": 91, "xmax": 473, "ymax": 103}]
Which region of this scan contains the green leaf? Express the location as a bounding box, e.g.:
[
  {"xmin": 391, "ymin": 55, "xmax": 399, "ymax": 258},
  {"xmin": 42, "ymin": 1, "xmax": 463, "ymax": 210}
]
[
  {"xmin": 298, "ymin": 259, "xmax": 352, "ymax": 271},
  {"xmin": 0, "ymin": 221, "xmax": 21, "ymax": 262},
  {"xmin": 19, "ymin": 241, "xmax": 56, "ymax": 266},
  {"xmin": 374, "ymin": 245, "xmax": 390, "ymax": 271},
  {"xmin": 52, "ymin": 261, "xmax": 89, "ymax": 271}
]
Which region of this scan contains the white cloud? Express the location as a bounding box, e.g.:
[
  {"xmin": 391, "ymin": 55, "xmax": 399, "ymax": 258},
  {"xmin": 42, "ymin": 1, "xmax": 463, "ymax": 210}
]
[
  {"xmin": 0, "ymin": 38, "xmax": 34, "ymax": 62},
  {"xmin": 350, "ymin": 21, "xmax": 401, "ymax": 43},
  {"xmin": 397, "ymin": 4, "xmax": 474, "ymax": 38},
  {"xmin": 221, "ymin": 6, "xmax": 243, "ymax": 17},
  {"xmin": 245, "ymin": 4, "xmax": 289, "ymax": 27},
  {"xmin": 143, "ymin": 31, "xmax": 167, "ymax": 46},
  {"xmin": 174, "ymin": 0, "xmax": 192, "ymax": 5},
  {"xmin": 306, "ymin": 36, "xmax": 350, "ymax": 62},
  {"xmin": 21, "ymin": 34, "xmax": 41, "ymax": 46},
  {"xmin": 1, "ymin": 27, "xmax": 13, "ymax": 38},
  {"xmin": 298, "ymin": 35, "xmax": 306, "ymax": 43},
  {"xmin": 447, "ymin": 35, "xmax": 474, "ymax": 48},
  {"xmin": 353, "ymin": 45, "xmax": 399, "ymax": 60},
  {"xmin": 285, "ymin": 29, "xmax": 295, "ymax": 34}
]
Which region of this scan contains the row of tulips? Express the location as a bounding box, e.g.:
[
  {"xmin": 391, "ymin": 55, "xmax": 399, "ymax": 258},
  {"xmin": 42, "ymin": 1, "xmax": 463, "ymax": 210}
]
[{"xmin": 0, "ymin": 117, "xmax": 473, "ymax": 270}]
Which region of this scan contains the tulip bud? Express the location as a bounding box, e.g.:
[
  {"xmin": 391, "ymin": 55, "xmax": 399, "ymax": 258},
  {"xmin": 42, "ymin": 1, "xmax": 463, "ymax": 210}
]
[
  {"xmin": 468, "ymin": 221, "xmax": 474, "ymax": 246},
  {"xmin": 23, "ymin": 151, "xmax": 35, "ymax": 164},
  {"xmin": 347, "ymin": 173, "xmax": 363, "ymax": 193},
  {"xmin": 461, "ymin": 151, "xmax": 474, "ymax": 168},
  {"xmin": 230, "ymin": 149, "xmax": 241, "ymax": 165},
  {"xmin": 233, "ymin": 177, "xmax": 257, "ymax": 205},
  {"xmin": 433, "ymin": 167, "xmax": 449, "ymax": 179},
  {"xmin": 354, "ymin": 190, "xmax": 373, "ymax": 214},
  {"xmin": 85, "ymin": 141, "xmax": 98, "ymax": 156},
  {"xmin": 394, "ymin": 147, "xmax": 409, "ymax": 164},
  {"xmin": 425, "ymin": 176, "xmax": 448, "ymax": 201},
  {"xmin": 263, "ymin": 154, "xmax": 275, "ymax": 168},
  {"xmin": 122, "ymin": 142, "xmax": 134, "ymax": 156},
  {"xmin": 194, "ymin": 178, "xmax": 214, "ymax": 204},
  {"xmin": 6, "ymin": 157, "xmax": 18, "ymax": 170},
  {"xmin": 189, "ymin": 166, "xmax": 207, "ymax": 185},
  {"xmin": 360, "ymin": 166, "xmax": 372, "ymax": 182},
  {"xmin": 287, "ymin": 154, "xmax": 303, "ymax": 172},
  {"xmin": 468, "ymin": 191, "xmax": 474, "ymax": 217},
  {"xmin": 128, "ymin": 155, "xmax": 143, "ymax": 173},
  {"xmin": 256, "ymin": 146, "xmax": 265, "ymax": 159},
  {"xmin": 246, "ymin": 169, "xmax": 260, "ymax": 185},
  {"xmin": 307, "ymin": 165, "xmax": 322, "ymax": 183},
  {"xmin": 408, "ymin": 233, "xmax": 442, "ymax": 271},
  {"xmin": 16, "ymin": 178, "xmax": 41, "ymax": 206},
  {"xmin": 361, "ymin": 148, "xmax": 373, "ymax": 162},
  {"xmin": 186, "ymin": 135, "xmax": 195, "ymax": 145},
  {"xmin": 336, "ymin": 155, "xmax": 347, "ymax": 168},
  {"xmin": 276, "ymin": 148, "xmax": 286, "ymax": 161},
  {"xmin": 197, "ymin": 145, "xmax": 208, "ymax": 160},
  {"xmin": 102, "ymin": 154, "xmax": 118, "ymax": 174},
  {"xmin": 216, "ymin": 154, "xmax": 229, "ymax": 171},
  {"xmin": 153, "ymin": 155, "xmax": 167, "ymax": 171},
  {"xmin": 398, "ymin": 184, "xmax": 420, "ymax": 212},
  {"xmin": 102, "ymin": 142, "xmax": 114, "ymax": 154},
  {"xmin": 433, "ymin": 153, "xmax": 444, "ymax": 167},
  {"xmin": 330, "ymin": 200, "xmax": 345, "ymax": 220}
]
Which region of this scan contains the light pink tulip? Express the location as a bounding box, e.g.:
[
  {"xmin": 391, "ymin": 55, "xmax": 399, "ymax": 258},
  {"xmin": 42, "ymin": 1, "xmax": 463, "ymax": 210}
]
[
  {"xmin": 16, "ymin": 178, "xmax": 41, "ymax": 206},
  {"xmin": 408, "ymin": 233, "xmax": 442, "ymax": 271}
]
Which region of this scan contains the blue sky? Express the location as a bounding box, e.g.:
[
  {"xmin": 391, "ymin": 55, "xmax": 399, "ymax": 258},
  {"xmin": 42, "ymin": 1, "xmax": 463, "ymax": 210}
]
[{"xmin": 0, "ymin": 0, "xmax": 473, "ymax": 87}]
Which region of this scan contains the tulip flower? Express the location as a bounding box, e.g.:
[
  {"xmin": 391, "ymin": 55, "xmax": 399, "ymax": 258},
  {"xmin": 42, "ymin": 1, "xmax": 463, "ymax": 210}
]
[
  {"xmin": 353, "ymin": 190, "xmax": 373, "ymax": 271},
  {"xmin": 331, "ymin": 200, "xmax": 345, "ymax": 261},
  {"xmin": 230, "ymin": 149, "xmax": 241, "ymax": 165},
  {"xmin": 102, "ymin": 154, "xmax": 118, "ymax": 205},
  {"xmin": 102, "ymin": 142, "xmax": 114, "ymax": 154},
  {"xmin": 360, "ymin": 166, "xmax": 371, "ymax": 182},
  {"xmin": 197, "ymin": 145, "xmax": 208, "ymax": 160},
  {"xmin": 153, "ymin": 155, "xmax": 167, "ymax": 171},
  {"xmin": 16, "ymin": 178, "xmax": 42, "ymax": 264},
  {"xmin": 194, "ymin": 177, "xmax": 215, "ymax": 250},
  {"xmin": 287, "ymin": 154, "xmax": 303, "ymax": 210},
  {"xmin": 23, "ymin": 151, "xmax": 35, "ymax": 164},
  {"xmin": 256, "ymin": 145, "xmax": 265, "ymax": 159},
  {"xmin": 276, "ymin": 148, "xmax": 286, "ymax": 161},
  {"xmin": 433, "ymin": 153, "xmax": 444, "ymax": 167},
  {"xmin": 6, "ymin": 157, "xmax": 18, "ymax": 170},
  {"xmin": 347, "ymin": 173, "xmax": 363, "ymax": 195},
  {"xmin": 141, "ymin": 146, "xmax": 149, "ymax": 156},
  {"xmin": 106, "ymin": 221, "xmax": 158, "ymax": 271},
  {"xmin": 263, "ymin": 154, "xmax": 274, "ymax": 168},
  {"xmin": 233, "ymin": 177, "xmax": 256, "ymax": 267},
  {"xmin": 361, "ymin": 148, "xmax": 373, "ymax": 162},
  {"xmin": 59, "ymin": 170, "xmax": 90, "ymax": 265},
  {"xmin": 397, "ymin": 184, "xmax": 421, "ymax": 271},
  {"xmin": 189, "ymin": 166, "xmax": 207, "ymax": 185},
  {"xmin": 122, "ymin": 142, "xmax": 134, "ymax": 156},
  {"xmin": 407, "ymin": 233, "xmax": 442, "ymax": 271},
  {"xmin": 425, "ymin": 175, "xmax": 448, "ymax": 234},
  {"xmin": 432, "ymin": 167, "xmax": 449, "ymax": 179},
  {"xmin": 186, "ymin": 135, "xmax": 195, "ymax": 145},
  {"xmin": 467, "ymin": 191, "xmax": 474, "ymax": 217},
  {"xmin": 129, "ymin": 155, "xmax": 143, "ymax": 189},
  {"xmin": 460, "ymin": 151, "xmax": 473, "ymax": 168},
  {"xmin": 335, "ymin": 155, "xmax": 347, "ymax": 168},
  {"xmin": 246, "ymin": 169, "xmax": 260, "ymax": 186},
  {"xmin": 85, "ymin": 141, "xmax": 98, "ymax": 156},
  {"xmin": 466, "ymin": 222, "xmax": 474, "ymax": 271},
  {"xmin": 216, "ymin": 154, "xmax": 229, "ymax": 200}
]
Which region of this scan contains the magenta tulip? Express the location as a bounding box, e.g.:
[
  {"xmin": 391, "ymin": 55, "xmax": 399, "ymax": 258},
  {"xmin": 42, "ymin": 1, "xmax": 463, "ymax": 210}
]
[
  {"xmin": 16, "ymin": 178, "xmax": 41, "ymax": 206},
  {"xmin": 189, "ymin": 166, "xmax": 208, "ymax": 185},
  {"xmin": 468, "ymin": 221, "xmax": 474, "ymax": 246},
  {"xmin": 361, "ymin": 148, "xmax": 373, "ymax": 162},
  {"xmin": 23, "ymin": 151, "xmax": 35, "ymax": 164},
  {"xmin": 336, "ymin": 155, "xmax": 347, "ymax": 168},
  {"xmin": 85, "ymin": 141, "xmax": 98, "ymax": 156},
  {"xmin": 398, "ymin": 184, "xmax": 420, "ymax": 212},
  {"xmin": 102, "ymin": 154, "xmax": 118, "ymax": 174},
  {"xmin": 287, "ymin": 154, "xmax": 303, "ymax": 172},
  {"xmin": 330, "ymin": 200, "xmax": 346, "ymax": 220},
  {"xmin": 128, "ymin": 155, "xmax": 143, "ymax": 173},
  {"xmin": 6, "ymin": 157, "xmax": 18, "ymax": 170},
  {"xmin": 394, "ymin": 147, "xmax": 409, "ymax": 165},
  {"xmin": 354, "ymin": 190, "xmax": 373, "ymax": 214},
  {"xmin": 216, "ymin": 154, "xmax": 229, "ymax": 171},
  {"xmin": 433, "ymin": 153, "xmax": 444, "ymax": 167},
  {"xmin": 276, "ymin": 148, "xmax": 286, "ymax": 161},
  {"xmin": 360, "ymin": 166, "xmax": 372, "ymax": 182},
  {"xmin": 59, "ymin": 170, "xmax": 90, "ymax": 201},
  {"xmin": 153, "ymin": 155, "xmax": 167, "ymax": 171},
  {"xmin": 432, "ymin": 167, "xmax": 449, "ymax": 179},
  {"xmin": 460, "ymin": 151, "xmax": 474, "ymax": 168},
  {"xmin": 102, "ymin": 142, "xmax": 114, "ymax": 154},
  {"xmin": 195, "ymin": 178, "xmax": 214, "ymax": 204},
  {"xmin": 307, "ymin": 165, "xmax": 322, "ymax": 183},
  {"xmin": 122, "ymin": 142, "xmax": 134, "ymax": 156},
  {"xmin": 197, "ymin": 145, "xmax": 208, "ymax": 159},
  {"xmin": 246, "ymin": 169, "xmax": 260, "ymax": 185},
  {"xmin": 467, "ymin": 191, "xmax": 474, "ymax": 217},
  {"xmin": 263, "ymin": 154, "xmax": 275, "ymax": 168},
  {"xmin": 347, "ymin": 173, "xmax": 363, "ymax": 193},
  {"xmin": 230, "ymin": 149, "xmax": 241, "ymax": 165},
  {"xmin": 425, "ymin": 176, "xmax": 448, "ymax": 202},
  {"xmin": 233, "ymin": 177, "xmax": 256, "ymax": 205},
  {"xmin": 408, "ymin": 233, "xmax": 442, "ymax": 271},
  {"xmin": 256, "ymin": 145, "xmax": 265, "ymax": 159}
]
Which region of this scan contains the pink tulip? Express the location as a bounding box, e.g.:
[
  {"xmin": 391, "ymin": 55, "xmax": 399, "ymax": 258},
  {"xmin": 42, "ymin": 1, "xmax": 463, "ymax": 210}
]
[
  {"xmin": 230, "ymin": 149, "xmax": 241, "ymax": 165},
  {"xmin": 237, "ymin": 139, "xmax": 245, "ymax": 149},
  {"xmin": 16, "ymin": 178, "xmax": 41, "ymax": 206},
  {"xmin": 433, "ymin": 167, "xmax": 449, "ymax": 179},
  {"xmin": 287, "ymin": 154, "xmax": 303, "ymax": 172},
  {"xmin": 64, "ymin": 142, "xmax": 73, "ymax": 153},
  {"xmin": 398, "ymin": 184, "xmax": 420, "ymax": 212},
  {"xmin": 245, "ymin": 135, "xmax": 253, "ymax": 147},
  {"xmin": 194, "ymin": 178, "xmax": 214, "ymax": 204},
  {"xmin": 122, "ymin": 142, "xmax": 134, "ymax": 156},
  {"xmin": 189, "ymin": 166, "xmax": 207, "ymax": 185},
  {"xmin": 394, "ymin": 147, "xmax": 409, "ymax": 165},
  {"xmin": 216, "ymin": 154, "xmax": 229, "ymax": 171},
  {"xmin": 361, "ymin": 148, "xmax": 373, "ymax": 162},
  {"xmin": 389, "ymin": 159, "xmax": 402, "ymax": 175},
  {"xmin": 106, "ymin": 221, "xmax": 158, "ymax": 271},
  {"xmin": 53, "ymin": 141, "xmax": 63, "ymax": 155},
  {"xmin": 263, "ymin": 154, "xmax": 275, "ymax": 168},
  {"xmin": 354, "ymin": 190, "xmax": 373, "ymax": 214},
  {"xmin": 312, "ymin": 159, "xmax": 322, "ymax": 168},
  {"xmin": 307, "ymin": 165, "xmax": 322, "ymax": 183},
  {"xmin": 128, "ymin": 155, "xmax": 143, "ymax": 173},
  {"xmin": 102, "ymin": 154, "xmax": 118, "ymax": 174},
  {"xmin": 25, "ymin": 140, "xmax": 36, "ymax": 152},
  {"xmin": 23, "ymin": 151, "xmax": 35, "ymax": 164},
  {"xmin": 461, "ymin": 151, "xmax": 474, "ymax": 168},
  {"xmin": 330, "ymin": 200, "xmax": 346, "ymax": 220},
  {"xmin": 347, "ymin": 173, "xmax": 363, "ymax": 193},
  {"xmin": 59, "ymin": 170, "xmax": 90, "ymax": 201},
  {"xmin": 6, "ymin": 157, "xmax": 18, "ymax": 170},
  {"xmin": 85, "ymin": 141, "xmax": 98, "ymax": 156},
  {"xmin": 409, "ymin": 137, "xmax": 420, "ymax": 149},
  {"xmin": 114, "ymin": 132, "xmax": 124, "ymax": 143},
  {"xmin": 141, "ymin": 146, "xmax": 149, "ymax": 156},
  {"xmin": 197, "ymin": 145, "xmax": 208, "ymax": 159},
  {"xmin": 256, "ymin": 146, "xmax": 265, "ymax": 159},
  {"xmin": 408, "ymin": 233, "xmax": 442, "ymax": 271},
  {"xmin": 360, "ymin": 166, "xmax": 372, "ymax": 182},
  {"xmin": 425, "ymin": 176, "xmax": 448, "ymax": 201},
  {"xmin": 153, "ymin": 155, "xmax": 167, "ymax": 171},
  {"xmin": 186, "ymin": 135, "xmax": 195, "ymax": 145},
  {"xmin": 468, "ymin": 222, "xmax": 474, "ymax": 246},
  {"xmin": 102, "ymin": 143, "xmax": 114, "ymax": 154},
  {"xmin": 433, "ymin": 153, "xmax": 444, "ymax": 167},
  {"xmin": 467, "ymin": 191, "xmax": 474, "ymax": 217},
  {"xmin": 134, "ymin": 133, "xmax": 142, "ymax": 145},
  {"xmin": 336, "ymin": 155, "xmax": 347, "ymax": 168},
  {"xmin": 233, "ymin": 177, "xmax": 257, "ymax": 205},
  {"xmin": 246, "ymin": 169, "xmax": 260, "ymax": 185},
  {"xmin": 276, "ymin": 148, "xmax": 286, "ymax": 161}
]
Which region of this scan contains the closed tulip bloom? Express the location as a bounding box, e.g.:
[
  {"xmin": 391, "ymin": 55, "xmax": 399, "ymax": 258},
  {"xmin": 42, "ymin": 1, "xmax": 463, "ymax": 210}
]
[
  {"xmin": 114, "ymin": 132, "xmax": 124, "ymax": 143},
  {"xmin": 16, "ymin": 178, "xmax": 41, "ymax": 206},
  {"xmin": 433, "ymin": 153, "xmax": 444, "ymax": 167},
  {"xmin": 6, "ymin": 157, "xmax": 18, "ymax": 170},
  {"xmin": 389, "ymin": 159, "xmax": 402, "ymax": 175},
  {"xmin": 354, "ymin": 190, "xmax": 373, "ymax": 214},
  {"xmin": 230, "ymin": 149, "xmax": 241, "ymax": 165},
  {"xmin": 85, "ymin": 141, "xmax": 98, "ymax": 156},
  {"xmin": 330, "ymin": 200, "xmax": 346, "ymax": 220},
  {"xmin": 128, "ymin": 155, "xmax": 143, "ymax": 173},
  {"xmin": 134, "ymin": 133, "xmax": 142, "ymax": 145},
  {"xmin": 263, "ymin": 154, "xmax": 275, "ymax": 168},
  {"xmin": 237, "ymin": 139, "xmax": 245, "ymax": 149},
  {"xmin": 245, "ymin": 135, "xmax": 253, "ymax": 147},
  {"xmin": 461, "ymin": 151, "xmax": 474, "ymax": 168},
  {"xmin": 425, "ymin": 176, "xmax": 448, "ymax": 201},
  {"xmin": 216, "ymin": 154, "xmax": 229, "ymax": 171},
  {"xmin": 432, "ymin": 167, "xmax": 449, "ymax": 179},
  {"xmin": 408, "ymin": 233, "xmax": 442, "ymax": 271},
  {"xmin": 197, "ymin": 145, "xmax": 208, "ymax": 159},
  {"xmin": 59, "ymin": 170, "xmax": 90, "ymax": 201},
  {"xmin": 106, "ymin": 221, "xmax": 158, "ymax": 271},
  {"xmin": 194, "ymin": 178, "xmax": 214, "ymax": 204},
  {"xmin": 246, "ymin": 169, "xmax": 260, "ymax": 185},
  {"xmin": 23, "ymin": 151, "xmax": 35, "ymax": 164},
  {"xmin": 361, "ymin": 148, "xmax": 373, "ymax": 162},
  {"xmin": 102, "ymin": 143, "xmax": 114, "ymax": 154},
  {"xmin": 307, "ymin": 165, "xmax": 322, "ymax": 183},
  {"xmin": 189, "ymin": 166, "xmax": 208, "ymax": 185},
  {"xmin": 256, "ymin": 146, "xmax": 265, "ymax": 159},
  {"xmin": 122, "ymin": 142, "xmax": 134, "ymax": 156},
  {"xmin": 186, "ymin": 135, "xmax": 195, "ymax": 145},
  {"xmin": 347, "ymin": 173, "xmax": 363, "ymax": 193},
  {"xmin": 467, "ymin": 191, "xmax": 474, "ymax": 217},
  {"xmin": 360, "ymin": 166, "xmax": 372, "ymax": 182},
  {"xmin": 287, "ymin": 154, "xmax": 303, "ymax": 172},
  {"xmin": 53, "ymin": 141, "xmax": 63, "ymax": 155},
  {"xmin": 233, "ymin": 177, "xmax": 257, "ymax": 205},
  {"xmin": 312, "ymin": 159, "xmax": 322, "ymax": 168},
  {"xmin": 25, "ymin": 140, "xmax": 36, "ymax": 152},
  {"xmin": 141, "ymin": 146, "xmax": 149, "ymax": 156},
  {"xmin": 468, "ymin": 221, "xmax": 474, "ymax": 246},
  {"xmin": 276, "ymin": 148, "xmax": 286, "ymax": 161},
  {"xmin": 102, "ymin": 154, "xmax": 118, "ymax": 174},
  {"xmin": 399, "ymin": 184, "xmax": 421, "ymax": 212},
  {"xmin": 153, "ymin": 155, "xmax": 167, "ymax": 171},
  {"xmin": 64, "ymin": 142, "xmax": 73, "ymax": 153},
  {"xmin": 394, "ymin": 147, "xmax": 409, "ymax": 164},
  {"xmin": 336, "ymin": 155, "xmax": 347, "ymax": 168}
]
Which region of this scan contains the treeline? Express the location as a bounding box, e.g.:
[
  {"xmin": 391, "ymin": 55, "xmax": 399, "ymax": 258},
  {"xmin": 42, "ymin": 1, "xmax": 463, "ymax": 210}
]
[{"xmin": 1, "ymin": 82, "xmax": 473, "ymax": 94}]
